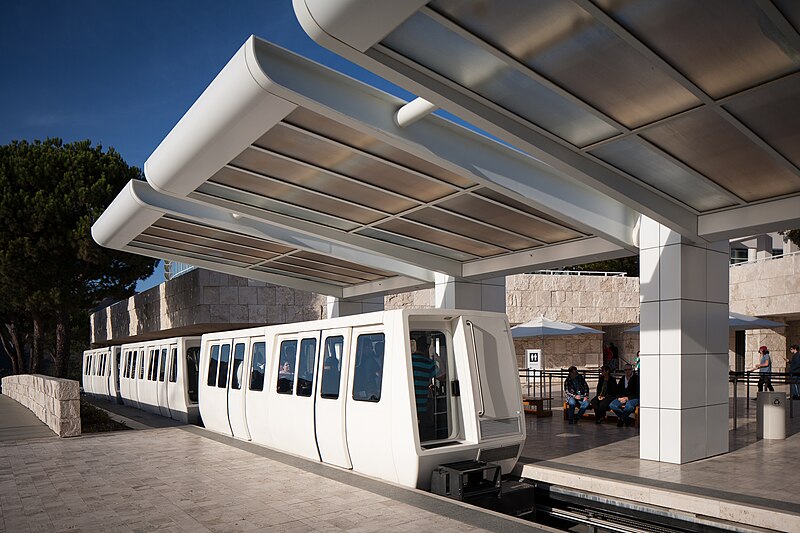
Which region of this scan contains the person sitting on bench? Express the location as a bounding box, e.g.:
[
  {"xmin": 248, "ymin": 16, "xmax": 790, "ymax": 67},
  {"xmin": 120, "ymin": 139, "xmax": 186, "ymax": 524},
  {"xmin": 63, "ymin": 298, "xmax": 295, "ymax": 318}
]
[
  {"xmin": 564, "ymin": 366, "xmax": 590, "ymax": 424},
  {"xmin": 590, "ymin": 364, "xmax": 617, "ymax": 424},
  {"xmin": 610, "ymin": 363, "xmax": 639, "ymax": 427}
]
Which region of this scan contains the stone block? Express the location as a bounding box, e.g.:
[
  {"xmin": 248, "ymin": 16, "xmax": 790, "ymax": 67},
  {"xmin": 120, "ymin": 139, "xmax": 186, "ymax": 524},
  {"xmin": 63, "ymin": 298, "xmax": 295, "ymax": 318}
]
[
  {"xmin": 58, "ymin": 418, "xmax": 81, "ymax": 438},
  {"xmin": 230, "ymin": 305, "xmax": 248, "ymax": 323},
  {"xmin": 55, "ymin": 399, "xmax": 80, "ymax": 419},
  {"xmin": 239, "ymin": 287, "xmax": 257, "ymax": 305},
  {"xmin": 257, "ymin": 286, "xmax": 276, "ymax": 305},
  {"xmin": 219, "ymin": 286, "xmax": 238, "ymax": 305}
]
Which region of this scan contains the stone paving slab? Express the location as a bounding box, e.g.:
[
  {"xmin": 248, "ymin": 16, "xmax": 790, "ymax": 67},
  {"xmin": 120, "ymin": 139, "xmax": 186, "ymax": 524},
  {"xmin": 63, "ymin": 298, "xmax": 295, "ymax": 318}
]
[{"xmin": 0, "ymin": 421, "xmax": 549, "ymax": 533}]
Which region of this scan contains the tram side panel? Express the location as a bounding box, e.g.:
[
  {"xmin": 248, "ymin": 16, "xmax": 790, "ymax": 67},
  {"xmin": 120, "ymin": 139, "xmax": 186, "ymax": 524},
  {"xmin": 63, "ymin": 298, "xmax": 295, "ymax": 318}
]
[{"xmin": 166, "ymin": 339, "xmax": 201, "ymax": 424}]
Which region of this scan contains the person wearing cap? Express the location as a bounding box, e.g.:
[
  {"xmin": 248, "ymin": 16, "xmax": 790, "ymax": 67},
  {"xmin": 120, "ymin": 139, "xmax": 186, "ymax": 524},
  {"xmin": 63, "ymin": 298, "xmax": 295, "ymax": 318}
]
[{"xmin": 752, "ymin": 345, "xmax": 774, "ymax": 393}]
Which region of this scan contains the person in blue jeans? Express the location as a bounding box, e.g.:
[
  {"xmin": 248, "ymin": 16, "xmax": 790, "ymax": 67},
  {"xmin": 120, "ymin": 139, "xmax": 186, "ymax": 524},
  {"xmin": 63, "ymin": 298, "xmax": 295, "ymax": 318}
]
[
  {"xmin": 610, "ymin": 363, "xmax": 640, "ymax": 427},
  {"xmin": 564, "ymin": 366, "xmax": 589, "ymax": 424},
  {"xmin": 752, "ymin": 345, "xmax": 774, "ymax": 393}
]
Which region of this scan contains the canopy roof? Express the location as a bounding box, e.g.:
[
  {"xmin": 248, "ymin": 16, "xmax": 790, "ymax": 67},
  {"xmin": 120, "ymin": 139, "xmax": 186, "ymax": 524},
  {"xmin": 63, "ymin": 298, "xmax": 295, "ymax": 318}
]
[
  {"xmin": 296, "ymin": 0, "xmax": 800, "ymax": 243},
  {"xmin": 511, "ymin": 316, "xmax": 603, "ymax": 338},
  {"xmin": 93, "ymin": 36, "xmax": 633, "ymax": 298}
]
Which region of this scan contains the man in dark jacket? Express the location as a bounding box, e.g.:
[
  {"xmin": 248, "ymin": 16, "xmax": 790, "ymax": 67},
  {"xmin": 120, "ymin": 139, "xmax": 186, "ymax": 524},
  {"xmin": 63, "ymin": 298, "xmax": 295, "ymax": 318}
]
[
  {"xmin": 610, "ymin": 363, "xmax": 639, "ymax": 427},
  {"xmin": 564, "ymin": 366, "xmax": 590, "ymax": 424},
  {"xmin": 590, "ymin": 364, "xmax": 617, "ymax": 424}
]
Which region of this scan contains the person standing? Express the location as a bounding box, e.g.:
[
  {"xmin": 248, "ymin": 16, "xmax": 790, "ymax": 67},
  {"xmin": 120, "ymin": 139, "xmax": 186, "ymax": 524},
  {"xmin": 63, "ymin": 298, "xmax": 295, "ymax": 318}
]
[
  {"xmin": 564, "ymin": 366, "xmax": 590, "ymax": 424},
  {"xmin": 590, "ymin": 365, "xmax": 617, "ymax": 424},
  {"xmin": 752, "ymin": 345, "xmax": 774, "ymax": 393},
  {"xmin": 610, "ymin": 364, "xmax": 639, "ymax": 427},
  {"xmin": 411, "ymin": 337, "xmax": 437, "ymax": 440},
  {"xmin": 789, "ymin": 344, "xmax": 800, "ymax": 400}
]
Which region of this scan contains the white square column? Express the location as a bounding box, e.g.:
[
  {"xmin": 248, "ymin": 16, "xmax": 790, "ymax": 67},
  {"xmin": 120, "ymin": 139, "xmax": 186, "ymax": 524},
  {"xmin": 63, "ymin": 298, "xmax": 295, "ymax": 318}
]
[
  {"xmin": 639, "ymin": 216, "xmax": 729, "ymax": 463},
  {"xmin": 326, "ymin": 295, "xmax": 384, "ymax": 318},
  {"xmin": 434, "ymin": 273, "xmax": 505, "ymax": 312}
]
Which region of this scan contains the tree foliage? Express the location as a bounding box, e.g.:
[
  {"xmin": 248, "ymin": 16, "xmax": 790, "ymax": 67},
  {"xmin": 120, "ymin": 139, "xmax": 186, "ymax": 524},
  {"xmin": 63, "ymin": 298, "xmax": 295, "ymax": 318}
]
[
  {"xmin": 0, "ymin": 139, "xmax": 157, "ymax": 377},
  {"xmin": 562, "ymin": 255, "xmax": 639, "ymax": 278},
  {"xmin": 781, "ymin": 230, "xmax": 800, "ymax": 248}
]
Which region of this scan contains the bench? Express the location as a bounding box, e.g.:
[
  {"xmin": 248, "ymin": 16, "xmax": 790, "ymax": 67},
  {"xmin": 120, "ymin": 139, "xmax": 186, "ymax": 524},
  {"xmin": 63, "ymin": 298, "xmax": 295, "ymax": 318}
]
[
  {"xmin": 522, "ymin": 396, "xmax": 553, "ymax": 417},
  {"xmin": 562, "ymin": 400, "xmax": 639, "ymax": 427}
]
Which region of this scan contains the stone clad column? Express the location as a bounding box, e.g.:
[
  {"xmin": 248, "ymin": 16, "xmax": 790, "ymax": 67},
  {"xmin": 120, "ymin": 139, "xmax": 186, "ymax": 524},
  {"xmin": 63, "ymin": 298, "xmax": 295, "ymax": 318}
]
[
  {"xmin": 326, "ymin": 295, "xmax": 384, "ymax": 318},
  {"xmin": 639, "ymin": 216, "xmax": 729, "ymax": 463},
  {"xmin": 434, "ymin": 273, "xmax": 505, "ymax": 312}
]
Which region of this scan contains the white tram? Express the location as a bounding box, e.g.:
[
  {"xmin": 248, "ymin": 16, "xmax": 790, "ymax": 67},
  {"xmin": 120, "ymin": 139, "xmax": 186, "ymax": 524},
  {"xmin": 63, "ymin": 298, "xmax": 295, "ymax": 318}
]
[
  {"xmin": 81, "ymin": 346, "xmax": 121, "ymax": 402},
  {"xmin": 117, "ymin": 337, "xmax": 201, "ymax": 423},
  {"xmin": 198, "ymin": 309, "xmax": 525, "ymax": 489}
]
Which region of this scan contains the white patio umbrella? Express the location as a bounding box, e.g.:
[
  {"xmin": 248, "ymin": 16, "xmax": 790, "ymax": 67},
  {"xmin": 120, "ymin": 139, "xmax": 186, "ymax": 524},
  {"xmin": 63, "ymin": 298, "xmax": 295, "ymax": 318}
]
[
  {"xmin": 511, "ymin": 316, "xmax": 603, "ymax": 338},
  {"xmin": 624, "ymin": 312, "xmax": 785, "ymax": 333}
]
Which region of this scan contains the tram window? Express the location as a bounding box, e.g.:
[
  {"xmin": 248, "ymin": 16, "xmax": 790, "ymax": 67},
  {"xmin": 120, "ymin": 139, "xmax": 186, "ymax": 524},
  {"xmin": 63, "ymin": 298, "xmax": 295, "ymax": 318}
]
[
  {"xmin": 231, "ymin": 343, "xmax": 245, "ymax": 390},
  {"xmin": 217, "ymin": 344, "xmax": 231, "ymax": 389},
  {"xmin": 123, "ymin": 352, "xmax": 129, "ymax": 378},
  {"xmin": 133, "ymin": 351, "xmax": 141, "ymax": 380},
  {"xmin": 207, "ymin": 345, "xmax": 220, "ymax": 386},
  {"xmin": 353, "ymin": 333, "xmax": 385, "ymax": 402},
  {"xmin": 296, "ymin": 338, "xmax": 317, "ymax": 397},
  {"xmin": 186, "ymin": 347, "xmax": 200, "ymax": 402},
  {"xmin": 159, "ymin": 348, "xmax": 167, "ymax": 382},
  {"xmin": 85, "ymin": 355, "xmax": 90, "ymax": 375},
  {"xmin": 138, "ymin": 350, "xmax": 145, "ymax": 380},
  {"xmin": 249, "ymin": 342, "xmax": 266, "ymax": 391},
  {"xmin": 169, "ymin": 348, "xmax": 178, "ymax": 383},
  {"xmin": 276, "ymin": 339, "xmax": 297, "ymax": 394},
  {"xmin": 147, "ymin": 350, "xmax": 156, "ymax": 381},
  {"xmin": 320, "ymin": 336, "xmax": 343, "ymax": 399},
  {"xmin": 410, "ymin": 330, "xmax": 451, "ymax": 442}
]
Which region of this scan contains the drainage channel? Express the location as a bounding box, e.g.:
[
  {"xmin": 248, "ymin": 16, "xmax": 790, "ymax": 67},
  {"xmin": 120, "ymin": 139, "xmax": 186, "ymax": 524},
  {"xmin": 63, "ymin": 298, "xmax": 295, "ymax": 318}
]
[{"xmin": 531, "ymin": 482, "xmax": 766, "ymax": 533}]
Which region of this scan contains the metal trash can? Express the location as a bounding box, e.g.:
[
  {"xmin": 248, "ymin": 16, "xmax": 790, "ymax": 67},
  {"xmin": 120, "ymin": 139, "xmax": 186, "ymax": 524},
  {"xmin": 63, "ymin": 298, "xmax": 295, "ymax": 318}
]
[{"xmin": 756, "ymin": 391, "xmax": 786, "ymax": 440}]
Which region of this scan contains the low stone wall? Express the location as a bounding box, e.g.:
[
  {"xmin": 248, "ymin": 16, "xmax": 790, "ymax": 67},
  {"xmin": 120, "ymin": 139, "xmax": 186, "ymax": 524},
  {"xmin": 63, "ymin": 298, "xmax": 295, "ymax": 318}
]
[{"xmin": 1, "ymin": 374, "xmax": 81, "ymax": 437}]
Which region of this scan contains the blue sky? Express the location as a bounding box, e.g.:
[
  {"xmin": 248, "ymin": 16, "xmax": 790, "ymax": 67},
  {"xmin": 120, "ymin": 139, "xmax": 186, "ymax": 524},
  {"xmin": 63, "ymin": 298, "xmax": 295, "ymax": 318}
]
[{"xmin": 0, "ymin": 0, "xmax": 414, "ymax": 292}]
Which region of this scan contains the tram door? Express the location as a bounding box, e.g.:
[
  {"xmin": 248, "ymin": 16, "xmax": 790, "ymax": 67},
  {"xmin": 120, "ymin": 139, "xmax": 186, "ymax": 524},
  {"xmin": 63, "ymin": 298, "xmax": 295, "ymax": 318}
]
[
  {"xmin": 157, "ymin": 347, "xmax": 171, "ymax": 417},
  {"xmin": 314, "ymin": 329, "xmax": 352, "ymax": 469},
  {"xmin": 227, "ymin": 338, "xmax": 251, "ymax": 440}
]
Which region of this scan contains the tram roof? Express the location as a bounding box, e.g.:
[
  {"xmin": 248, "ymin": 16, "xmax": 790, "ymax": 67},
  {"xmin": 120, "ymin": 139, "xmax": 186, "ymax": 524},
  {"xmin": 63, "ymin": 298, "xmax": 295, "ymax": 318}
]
[
  {"xmin": 295, "ymin": 0, "xmax": 800, "ymax": 243},
  {"xmin": 93, "ymin": 36, "xmax": 634, "ymax": 298}
]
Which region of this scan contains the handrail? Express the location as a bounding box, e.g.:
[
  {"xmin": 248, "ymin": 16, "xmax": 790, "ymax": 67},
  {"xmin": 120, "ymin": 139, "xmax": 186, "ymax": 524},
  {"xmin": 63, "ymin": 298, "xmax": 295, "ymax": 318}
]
[{"xmin": 465, "ymin": 320, "xmax": 485, "ymax": 417}]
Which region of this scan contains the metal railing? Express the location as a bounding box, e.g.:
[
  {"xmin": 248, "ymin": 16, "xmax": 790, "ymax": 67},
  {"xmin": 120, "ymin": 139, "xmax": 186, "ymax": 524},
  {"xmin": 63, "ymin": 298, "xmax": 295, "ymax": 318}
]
[
  {"xmin": 519, "ymin": 368, "xmax": 798, "ymax": 425},
  {"xmin": 531, "ymin": 270, "xmax": 627, "ymax": 277}
]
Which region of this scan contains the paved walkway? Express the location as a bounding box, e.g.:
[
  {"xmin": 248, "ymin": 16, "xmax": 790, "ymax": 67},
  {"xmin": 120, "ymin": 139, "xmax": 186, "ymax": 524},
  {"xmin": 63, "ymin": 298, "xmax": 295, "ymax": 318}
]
[
  {"xmin": 0, "ymin": 394, "xmax": 55, "ymax": 443},
  {"xmin": 517, "ymin": 394, "xmax": 800, "ymax": 532},
  {"xmin": 0, "ymin": 394, "xmax": 547, "ymax": 533}
]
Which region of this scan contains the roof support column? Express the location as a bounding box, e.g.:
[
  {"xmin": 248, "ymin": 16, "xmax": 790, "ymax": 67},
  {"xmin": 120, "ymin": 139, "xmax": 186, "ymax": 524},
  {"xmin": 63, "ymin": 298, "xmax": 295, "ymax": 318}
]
[
  {"xmin": 326, "ymin": 295, "xmax": 384, "ymax": 318},
  {"xmin": 434, "ymin": 273, "xmax": 505, "ymax": 312},
  {"xmin": 639, "ymin": 216, "xmax": 729, "ymax": 463}
]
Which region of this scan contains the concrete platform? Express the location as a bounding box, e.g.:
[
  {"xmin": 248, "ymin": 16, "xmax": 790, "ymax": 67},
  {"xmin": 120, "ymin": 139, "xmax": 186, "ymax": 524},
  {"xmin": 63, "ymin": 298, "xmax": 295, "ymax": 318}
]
[
  {"xmin": 0, "ymin": 394, "xmax": 549, "ymax": 533},
  {"xmin": 517, "ymin": 395, "xmax": 800, "ymax": 532}
]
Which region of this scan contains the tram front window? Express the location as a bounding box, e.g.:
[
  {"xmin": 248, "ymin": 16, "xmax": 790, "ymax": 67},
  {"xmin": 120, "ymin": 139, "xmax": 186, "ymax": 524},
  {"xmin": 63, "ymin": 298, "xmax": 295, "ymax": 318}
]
[{"xmin": 410, "ymin": 330, "xmax": 450, "ymax": 442}]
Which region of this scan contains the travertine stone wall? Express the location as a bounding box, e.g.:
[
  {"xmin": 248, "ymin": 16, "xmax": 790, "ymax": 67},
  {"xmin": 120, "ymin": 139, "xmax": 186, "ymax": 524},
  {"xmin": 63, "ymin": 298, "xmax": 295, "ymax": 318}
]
[
  {"xmin": 91, "ymin": 269, "xmax": 328, "ymax": 344},
  {"xmin": 506, "ymin": 274, "xmax": 640, "ymax": 324},
  {"xmin": 1, "ymin": 375, "xmax": 80, "ymax": 437},
  {"xmin": 729, "ymin": 254, "xmax": 800, "ymax": 370},
  {"xmin": 386, "ymin": 274, "xmax": 639, "ymax": 369}
]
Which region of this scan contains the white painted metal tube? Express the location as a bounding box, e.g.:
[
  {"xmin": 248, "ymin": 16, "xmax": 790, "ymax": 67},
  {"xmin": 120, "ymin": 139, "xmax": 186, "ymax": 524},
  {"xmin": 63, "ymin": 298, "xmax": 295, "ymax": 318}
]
[{"xmin": 394, "ymin": 97, "xmax": 438, "ymax": 128}]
